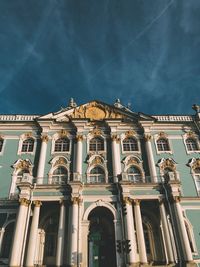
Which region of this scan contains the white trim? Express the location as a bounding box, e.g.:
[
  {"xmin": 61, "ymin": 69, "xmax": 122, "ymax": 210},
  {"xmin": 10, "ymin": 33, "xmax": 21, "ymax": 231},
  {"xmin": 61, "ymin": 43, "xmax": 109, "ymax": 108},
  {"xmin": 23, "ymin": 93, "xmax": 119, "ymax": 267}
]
[{"xmin": 0, "ymin": 137, "xmax": 6, "ymax": 155}]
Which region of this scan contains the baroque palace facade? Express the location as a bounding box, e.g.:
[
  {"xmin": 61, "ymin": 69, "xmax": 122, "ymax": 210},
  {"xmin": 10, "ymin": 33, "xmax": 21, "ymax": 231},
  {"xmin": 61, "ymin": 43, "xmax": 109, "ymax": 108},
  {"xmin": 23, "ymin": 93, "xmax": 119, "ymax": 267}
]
[{"xmin": 0, "ymin": 99, "xmax": 200, "ymax": 267}]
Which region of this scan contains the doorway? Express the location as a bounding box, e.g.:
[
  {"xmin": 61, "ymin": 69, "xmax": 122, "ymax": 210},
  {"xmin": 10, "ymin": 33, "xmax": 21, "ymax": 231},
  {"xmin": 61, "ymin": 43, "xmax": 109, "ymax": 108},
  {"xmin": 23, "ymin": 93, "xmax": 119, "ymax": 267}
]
[{"xmin": 88, "ymin": 207, "xmax": 116, "ymax": 267}]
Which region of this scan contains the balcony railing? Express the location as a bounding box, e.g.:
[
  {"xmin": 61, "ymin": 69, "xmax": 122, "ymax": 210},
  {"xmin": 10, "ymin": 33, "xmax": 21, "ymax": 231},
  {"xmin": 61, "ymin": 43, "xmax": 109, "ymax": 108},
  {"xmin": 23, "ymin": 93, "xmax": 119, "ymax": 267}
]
[{"xmin": 15, "ymin": 172, "xmax": 180, "ymax": 187}]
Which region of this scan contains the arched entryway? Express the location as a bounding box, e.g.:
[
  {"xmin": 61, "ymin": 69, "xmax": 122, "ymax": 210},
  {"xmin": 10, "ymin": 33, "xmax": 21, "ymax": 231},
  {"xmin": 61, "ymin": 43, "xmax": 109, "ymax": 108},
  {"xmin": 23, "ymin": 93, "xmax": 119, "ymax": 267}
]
[{"xmin": 88, "ymin": 207, "xmax": 116, "ymax": 267}]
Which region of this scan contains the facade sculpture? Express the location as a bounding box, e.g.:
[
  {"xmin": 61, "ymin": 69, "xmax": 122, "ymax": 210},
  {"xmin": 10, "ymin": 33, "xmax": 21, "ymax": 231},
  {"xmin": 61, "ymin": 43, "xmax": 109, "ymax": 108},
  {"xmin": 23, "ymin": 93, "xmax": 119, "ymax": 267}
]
[{"xmin": 0, "ymin": 99, "xmax": 200, "ymax": 267}]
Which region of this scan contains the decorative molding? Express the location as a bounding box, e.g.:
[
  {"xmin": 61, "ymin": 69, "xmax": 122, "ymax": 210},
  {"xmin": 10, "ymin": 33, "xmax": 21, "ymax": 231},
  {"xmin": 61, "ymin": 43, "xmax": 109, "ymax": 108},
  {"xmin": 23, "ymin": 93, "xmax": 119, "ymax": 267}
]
[
  {"xmin": 60, "ymin": 129, "xmax": 68, "ymax": 138},
  {"xmin": 153, "ymin": 115, "xmax": 193, "ymax": 122},
  {"xmin": 125, "ymin": 130, "xmax": 136, "ymax": 138},
  {"xmin": 90, "ymin": 126, "xmax": 102, "ymax": 136}
]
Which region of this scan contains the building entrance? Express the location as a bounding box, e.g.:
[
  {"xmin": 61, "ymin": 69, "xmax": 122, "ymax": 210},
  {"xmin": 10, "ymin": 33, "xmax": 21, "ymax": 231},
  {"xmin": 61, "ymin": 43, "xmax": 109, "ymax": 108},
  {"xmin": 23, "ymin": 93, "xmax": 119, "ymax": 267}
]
[{"xmin": 88, "ymin": 207, "xmax": 116, "ymax": 267}]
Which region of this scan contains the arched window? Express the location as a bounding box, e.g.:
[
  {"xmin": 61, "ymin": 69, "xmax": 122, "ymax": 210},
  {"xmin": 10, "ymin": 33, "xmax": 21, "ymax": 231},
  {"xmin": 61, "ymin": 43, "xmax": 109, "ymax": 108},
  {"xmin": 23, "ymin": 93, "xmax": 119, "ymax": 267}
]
[
  {"xmin": 52, "ymin": 166, "xmax": 68, "ymax": 184},
  {"xmin": 186, "ymin": 138, "xmax": 198, "ymax": 151},
  {"xmin": 0, "ymin": 138, "xmax": 4, "ymax": 152},
  {"xmin": 194, "ymin": 167, "xmax": 200, "ymax": 195},
  {"xmin": 123, "ymin": 137, "xmax": 138, "ymax": 151},
  {"xmin": 89, "ymin": 167, "xmax": 105, "ymax": 183},
  {"xmin": 127, "ymin": 166, "xmax": 142, "ymax": 182},
  {"xmin": 157, "ymin": 138, "xmax": 170, "ymax": 151},
  {"xmin": 89, "ymin": 137, "xmax": 104, "ymax": 152},
  {"xmin": 21, "ymin": 138, "xmax": 34, "ymax": 152},
  {"xmin": 1, "ymin": 222, "xmax": 15, "ymax": 258},
  {"xmin": 54, "ymin": 138, "xmax": 70, "ymax": 152}
]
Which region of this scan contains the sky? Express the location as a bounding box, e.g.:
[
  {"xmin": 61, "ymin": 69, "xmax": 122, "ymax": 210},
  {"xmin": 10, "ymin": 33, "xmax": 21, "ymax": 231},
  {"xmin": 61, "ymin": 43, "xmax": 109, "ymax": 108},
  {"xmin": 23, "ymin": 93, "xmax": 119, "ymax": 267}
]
[{"xmin": 0, "ymin": 0, "xmax": 200, "ymax": 116}]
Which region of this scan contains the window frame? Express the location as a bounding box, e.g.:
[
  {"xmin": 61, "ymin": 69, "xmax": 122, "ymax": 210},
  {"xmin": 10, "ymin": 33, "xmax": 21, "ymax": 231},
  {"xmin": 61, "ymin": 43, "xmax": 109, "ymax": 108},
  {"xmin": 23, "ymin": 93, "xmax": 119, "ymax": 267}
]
[
  {"xmin": 155, "ymin": 137, "xmax": 172, "ymax": 154},
  {"xmin": 87, "ymin": 135, "xmax": 106, "ymax": 154},
  {"xmin": 54, "ymin": 138, "xmax": 70, "ymax": 152},
  {"xmin": 88, "ymin": 166, "xmax": 105, "ymax": 184},
  {"xmin": 122, "ymin": 137, "xmax": 139, "ymax": 153},
  {"xmin": 18, "ymin": 135, "xmax": 36, "ymax": 155},
  {"xmin": 51, "ymin": 134, "xmax": 72, "ymax": 155},
  {"xmin": 184, "ymin": 137, "xmax": 200, "ymax": 154},
  {"xmin": 126, "ymin": 165, "xmax": 143, "ymax": 183}
]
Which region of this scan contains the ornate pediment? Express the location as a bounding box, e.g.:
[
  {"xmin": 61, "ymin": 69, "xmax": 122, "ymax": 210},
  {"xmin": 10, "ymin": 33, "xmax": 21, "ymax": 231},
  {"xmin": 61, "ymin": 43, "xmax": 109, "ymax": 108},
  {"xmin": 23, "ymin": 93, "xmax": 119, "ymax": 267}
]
[
  {"xmin": 68, "ymin": 101, "xmax": 124, "ymax": 121},
  {"xmin": 38, "ymin": 100, "xmax": 153, "ymax": 122}
]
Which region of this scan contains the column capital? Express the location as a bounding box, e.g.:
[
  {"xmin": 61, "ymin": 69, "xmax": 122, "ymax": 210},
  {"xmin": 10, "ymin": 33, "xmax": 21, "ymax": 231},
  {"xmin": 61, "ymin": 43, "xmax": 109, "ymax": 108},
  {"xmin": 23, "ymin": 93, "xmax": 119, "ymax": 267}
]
[
  {"xmin": 111, "ymin": 134, "xmax": 120, "ymax": 143},
  {"xmin": 41, "ymin": 134, "xmax": 49, "ymax": 143},
  {"xmin": 133, "ymin": 199, "xmax": 141, "ymax": 206},
  {"xmin": 71, "ymin": 196, "xmax": 82, "ymax": 205},
  {"xmin": 144, "ymin": 134, "xmax": 152, "ymax": 141},
  {"xmin": 123, "ymin": 197, "xmax": 132, "ymax": 205},
  {"xmin": 158, "ymin": 197, "xmax": 166, "ymax": 205},
  {"xmin": 33, "ymin": 200, "xmax": 42, "ymax": 207},
  {"xmin": 76, "ymin": 134, "xmax": 84, "ymax": 141},
  {"xmin": 173, "ymin": 196, "xmax": 181, "ymax": 203},
  {"xmin": 19, "ymin": 198, "xmax": 30, "ymax": 207}
]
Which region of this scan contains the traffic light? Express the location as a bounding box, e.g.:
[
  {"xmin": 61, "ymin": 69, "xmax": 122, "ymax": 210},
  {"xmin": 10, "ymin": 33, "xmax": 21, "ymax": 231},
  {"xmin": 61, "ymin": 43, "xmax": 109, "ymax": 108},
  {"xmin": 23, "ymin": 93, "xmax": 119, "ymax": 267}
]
[
  {"xmin": 125, "ymin": 240, "xmax": 131, "ymax": 253},
  {"xmin": 116, "ymin": 240, "xmax": 122, "ymax": 253}
]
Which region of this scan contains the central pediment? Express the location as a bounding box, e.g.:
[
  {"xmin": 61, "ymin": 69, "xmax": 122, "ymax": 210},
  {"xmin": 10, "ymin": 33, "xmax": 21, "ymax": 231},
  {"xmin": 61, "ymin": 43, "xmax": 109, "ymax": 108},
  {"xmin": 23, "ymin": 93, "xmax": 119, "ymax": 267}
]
[
  {"xmin": 38, "ymin": 100, "xmax": 155, "ymax": 122},
  {"xmin": 68, "ymin": 101, "xmax": 124, "ymax": 120}
]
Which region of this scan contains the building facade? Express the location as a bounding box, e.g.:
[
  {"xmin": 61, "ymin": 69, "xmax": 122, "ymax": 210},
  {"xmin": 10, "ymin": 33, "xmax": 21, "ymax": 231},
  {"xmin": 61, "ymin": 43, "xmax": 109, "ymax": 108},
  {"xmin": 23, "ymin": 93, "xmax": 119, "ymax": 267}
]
[{"xmin": 0, "ymin": 99, "xmax": 200, "ymax": 267}]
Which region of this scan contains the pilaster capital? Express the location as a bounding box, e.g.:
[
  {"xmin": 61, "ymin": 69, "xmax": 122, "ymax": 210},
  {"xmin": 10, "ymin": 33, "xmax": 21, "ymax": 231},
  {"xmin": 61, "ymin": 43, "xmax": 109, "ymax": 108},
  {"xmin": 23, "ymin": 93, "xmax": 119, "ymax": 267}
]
[
  {"xmin": 19, "ymin": 198, "xmax": 30, "ymax": 207},
  {"xmin": 33, "ymin": 200, "xmax": 42, "ymax": 207},
  {"xmin": 133, "ymin": 199, "xmax": 141, "ymax": 206},
  {"xmin": 76, "ymin": 134, "xmax": 84, "ymax": 142},
  {"xmin": 111, "ymin": 134, "xmax": 120, "ymax": 143},
  {"xmin": 41, "ymin": 134, "xmax": 49, "ymax": 143},
  {"xmin": 144, "ymin": 134, "xmax": 152, "ymax": 142}
]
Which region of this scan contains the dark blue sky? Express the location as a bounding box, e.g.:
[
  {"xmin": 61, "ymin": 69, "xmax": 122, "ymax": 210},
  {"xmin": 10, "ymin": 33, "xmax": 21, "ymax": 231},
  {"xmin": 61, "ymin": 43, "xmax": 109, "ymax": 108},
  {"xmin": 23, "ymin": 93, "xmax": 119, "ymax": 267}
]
[{"xmin": 0, "ymin": 0, "xmax": 200, "ymax": 115}]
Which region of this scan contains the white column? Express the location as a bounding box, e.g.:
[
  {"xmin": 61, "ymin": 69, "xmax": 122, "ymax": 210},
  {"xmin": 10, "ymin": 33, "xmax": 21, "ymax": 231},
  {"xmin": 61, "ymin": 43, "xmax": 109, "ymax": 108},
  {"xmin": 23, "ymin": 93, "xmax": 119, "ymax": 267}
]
[
  {"xmin": 0, "ymin": 227, "xmax": 5, "ymax": 254},
  {"xmin": 75, "ymin": 135, "xmax": 83, "ymax": 180},
  {"xmin": 26, "ymin": 201, "xmax": 42, "ymax": 267},
  {"xmin": 111, "ymin": 134, "xmax": 121, "ymax": 183},
  {"xmin": 133, "ymin": 200, "xmax": 148, "ymax": 264},
  {"xmin": 144, "ymin": 134, "xmax": 157, "ymax": 183},
  {"xmin": 113, "ymin": 219, "xmax": 124, "ymax": 267},
  {"xmin": 81, "ymin": 220, "xmax": 90, "ymax": 267},
  {"xmin": 10, "ymin": 198, "xmax": 30, "ymax": 267},
  {"xmin": 173, "ymin": 197, "xmax": 193, "ymax": 262},
  {"xmin": 37, "ymin": 135, "xmax": 49, "ymax": 184},
  {"xmin": 124, "ymin": 198, "xmax": 138, "ymax": 265},
  {"xmin": 68, "ymin": 197, "xmax": 79, "ymax": 267},
  {"xmin": 159, "ymin": 200, "xmax": 174, "ymax": 263},
  {"xmin": 56, "ymin": 201, "xmax": 66, "ymax": 267}
]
